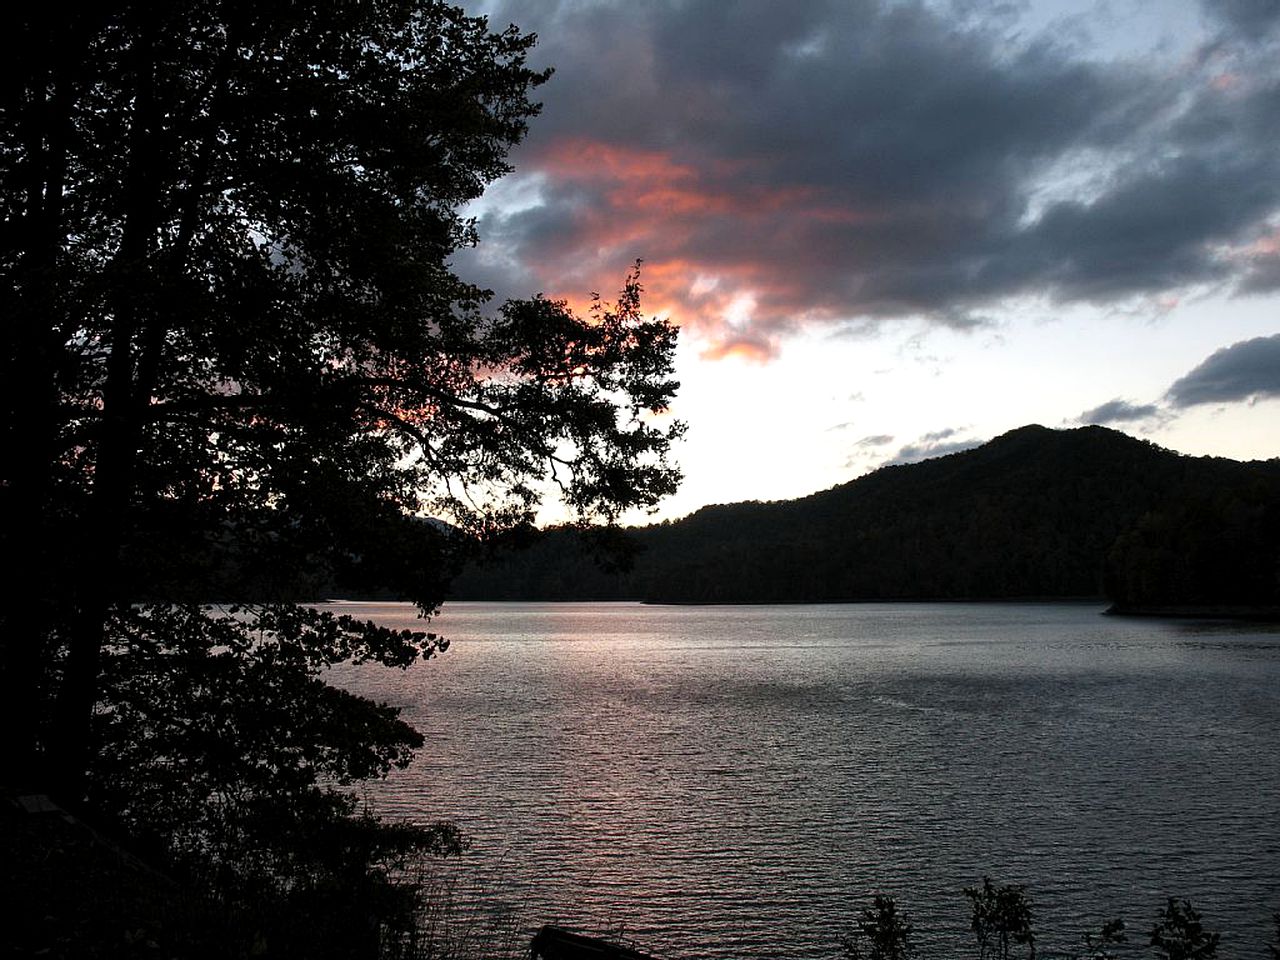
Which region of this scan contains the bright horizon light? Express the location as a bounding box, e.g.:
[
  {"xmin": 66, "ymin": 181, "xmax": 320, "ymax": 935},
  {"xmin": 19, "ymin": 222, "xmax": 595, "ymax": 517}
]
[{"xmin": 456, "ymin": 0, "xmax": 1280, "ymax": 525}]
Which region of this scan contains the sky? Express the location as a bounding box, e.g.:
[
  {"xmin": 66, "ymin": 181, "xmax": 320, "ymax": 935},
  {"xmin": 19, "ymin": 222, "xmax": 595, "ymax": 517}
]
[{"xmin": 453, "ymin": 0, "xmax": 1280, "ymax": 523}]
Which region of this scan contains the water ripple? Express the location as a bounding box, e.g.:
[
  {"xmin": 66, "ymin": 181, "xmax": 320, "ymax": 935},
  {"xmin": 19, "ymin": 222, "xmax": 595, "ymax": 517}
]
[{"xmin": 327, "ymin": 602, "xmax": 1280, "ymax": 960}]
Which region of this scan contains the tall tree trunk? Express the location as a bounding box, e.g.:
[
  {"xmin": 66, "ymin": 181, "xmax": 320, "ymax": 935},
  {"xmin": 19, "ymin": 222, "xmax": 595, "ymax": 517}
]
[
  {"xmin": 1, "ymin": 14, "xmax": 78, "ymax": 790},
  {"xmin": 43, "ymin": 8, "xmax": 234, "ymax": 805},
  {"xmin": 48, "ymin": 15, "xmax": 162, "ymax": 806}
]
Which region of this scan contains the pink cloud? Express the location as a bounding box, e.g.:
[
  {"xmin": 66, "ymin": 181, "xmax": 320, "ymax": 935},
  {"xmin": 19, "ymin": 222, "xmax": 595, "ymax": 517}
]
[
  {"xmin": 466, "ymin": 0, "xmax": 1280, "ymax": 361},
  {"xmin": 509, "ymin": 138, "xmax": 887, "ymax": 359}
]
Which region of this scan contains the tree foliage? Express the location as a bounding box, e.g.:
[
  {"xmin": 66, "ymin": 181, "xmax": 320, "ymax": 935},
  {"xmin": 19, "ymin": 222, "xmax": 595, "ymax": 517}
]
[
  {"xmin": 1150, "ymin": 899, "xmax": 1220, "ymax": 960},
  {"xmin": 1, "ymin": 1, "xmax": 681, "ymax": 951},
  {"xmin": 833, "ymin": 888, "xmax": 1265, "ymax": 960},
  {"xmin": 840, "ymin": 895, "xmax": 914, "ymax": 960},
  {"xmin": 1105, "ymin": 482, "xmax": 1280, "ymax": 612},
  {"xmin": 1077, "ymin": 918, "xmax": 1127, "ymax": 960},
  {"xmin": 89, "ymin": 603, "xmax": 468, "ymax": 957},
  {"xmin": 965, "ymin": 877, "xmax": 1036, "ymax": 960}
]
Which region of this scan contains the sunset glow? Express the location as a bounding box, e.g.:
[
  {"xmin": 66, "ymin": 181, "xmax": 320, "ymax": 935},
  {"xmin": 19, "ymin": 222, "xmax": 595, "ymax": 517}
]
[{"xmin": 458, "ymin": 0, "xmax": 1280, "ymax": 522}]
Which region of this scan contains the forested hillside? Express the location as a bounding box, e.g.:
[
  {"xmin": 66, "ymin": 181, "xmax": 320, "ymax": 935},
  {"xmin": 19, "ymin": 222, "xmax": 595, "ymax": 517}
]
[{"xmin": 448, "ymin": 425, "xmax": 1280, "ymax": 606}]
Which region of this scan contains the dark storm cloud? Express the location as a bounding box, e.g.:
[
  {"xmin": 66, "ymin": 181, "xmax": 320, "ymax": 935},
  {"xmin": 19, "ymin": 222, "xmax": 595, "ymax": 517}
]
[
  {"xmin": 1241, "ymin": 249, "xmax": 1280, "ymax": 293},
  {"xmin": 1077, "ymin": 398, "xmax": 1162, "ymax": 425},
  {"xmin": 1201, "ymin": 0, "xmax": 1280, "ymax": 35},
  {"xmin": 470, "ymin": 0, "xmax": 1280, "ymax": 356},
  {"xmin": 1165, "ymin": 333, "xmax": 1280, "ymax": 406}
]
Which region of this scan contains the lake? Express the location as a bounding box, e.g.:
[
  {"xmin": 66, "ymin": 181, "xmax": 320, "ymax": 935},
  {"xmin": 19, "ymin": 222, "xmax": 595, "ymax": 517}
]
[{"xmin": 323, "ymin": 601, "xmax": 1280, "ymax": 959}]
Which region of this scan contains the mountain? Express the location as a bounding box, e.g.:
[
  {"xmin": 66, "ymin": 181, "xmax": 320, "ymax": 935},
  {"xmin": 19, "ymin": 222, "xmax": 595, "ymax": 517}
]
[{"xmin": 447, "ymin": 424, "xmax": 1280, "ymax": 607}]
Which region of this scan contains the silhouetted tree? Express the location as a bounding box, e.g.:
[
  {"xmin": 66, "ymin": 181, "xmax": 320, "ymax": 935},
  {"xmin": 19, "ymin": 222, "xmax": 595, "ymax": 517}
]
[
  {"xmin": 1077, "ymin": 918, "xmax": 1127, "ymax": 960},
  {"xmin": 90, "ymin": 602, "xmax": 470, "ymax": 957},
  {"xmin": 2, "ymin": 0, "xmax": 679, "ymax": 792},
  {"xmin": 965, "ymin": 877, "xmax": 1036, "ymax": 960},
  {"xmin": 1149, "ymin": 899, "xmax": 1219, "ymax": 960},
  {"xmin": 841, "ymin": 895, "xmax": 914, "ymax": 960},
  {"xmin": 1, "ymin": 1, "xmax": 680, "ymax": 951}
]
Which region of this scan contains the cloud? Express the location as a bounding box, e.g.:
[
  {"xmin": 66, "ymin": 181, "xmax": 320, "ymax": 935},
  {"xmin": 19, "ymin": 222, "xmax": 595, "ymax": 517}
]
[
  {"xmin": 841, "ymin": 433, "xmax": 896, "ymax": 469},
  {"xmin": 1165, "ymin": 333, "xmax": 1280, "ymax": 406},
  {"xmin": 1237, "ymin": 227, "xmax": 1280, "ymax": 293},
  {"xmin": 1078, "ymin": 398, "xmax": 1162, "ymax": 425},
  {"xmin": 1067, "ymin": 333, "xmax": 1279, "ymax": 428},
  {"xmin": 885, "ymin": 428, "xmax": 983, "ymax": 465},
  {"xmin": 1201, "ymin": 0, "xmax": 1280, "ymax": 36},
  {"xmin": 920, "ymin": 427, "xmax": 960, "ymax": 442},
  {"xmin": 698, "ymin": 330, "xmax": 779, "ymax": 363},
  {"xmin": 468, "ymin": 0, "xmax": 1280, "ymax": 358}
]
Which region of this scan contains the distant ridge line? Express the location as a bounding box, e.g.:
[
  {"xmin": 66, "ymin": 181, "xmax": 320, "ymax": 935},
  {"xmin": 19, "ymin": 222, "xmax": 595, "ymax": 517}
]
[{"xmin": 447, "ymin": 424, "xmax": 1280, "ymax": 609}]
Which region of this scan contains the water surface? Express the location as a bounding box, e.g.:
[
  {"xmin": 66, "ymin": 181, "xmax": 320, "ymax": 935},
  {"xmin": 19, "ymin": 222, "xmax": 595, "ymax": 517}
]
[{"xmin": 325, "ymin": 601, "xmax": 1280, "ymax": 959}]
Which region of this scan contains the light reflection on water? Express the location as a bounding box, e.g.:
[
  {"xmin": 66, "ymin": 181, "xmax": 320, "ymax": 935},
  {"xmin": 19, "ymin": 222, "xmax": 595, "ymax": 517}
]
[{"xmin": 324, "ymin": 601, "xmax": 1280, "ymax": 960}]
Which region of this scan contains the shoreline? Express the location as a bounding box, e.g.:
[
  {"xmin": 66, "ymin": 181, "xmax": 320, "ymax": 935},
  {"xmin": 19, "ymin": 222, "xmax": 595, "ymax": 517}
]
[{"xmin": 1106, "ymin": 603, "xmax": 1280, "ymax": 622}]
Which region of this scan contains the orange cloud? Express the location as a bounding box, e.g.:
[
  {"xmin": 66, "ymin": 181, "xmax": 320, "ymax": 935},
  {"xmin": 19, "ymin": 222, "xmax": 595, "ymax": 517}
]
[
  {"xmin": 700, "ymin": 338, "xmax": 777, "ymax": 364},
  {"xmin": 537, "ymin": 138, "xmax": 695, "ymax": 183},
  {"xmin": 514, "ymin": 138, "xmax": 881, "ymax": 360}
]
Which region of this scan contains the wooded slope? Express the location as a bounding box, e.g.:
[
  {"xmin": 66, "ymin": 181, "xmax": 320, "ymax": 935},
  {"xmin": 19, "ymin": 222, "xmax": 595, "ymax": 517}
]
[{"xmin": 448, "ymin": 425, "xmax": 1280, "ymax": 606}]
